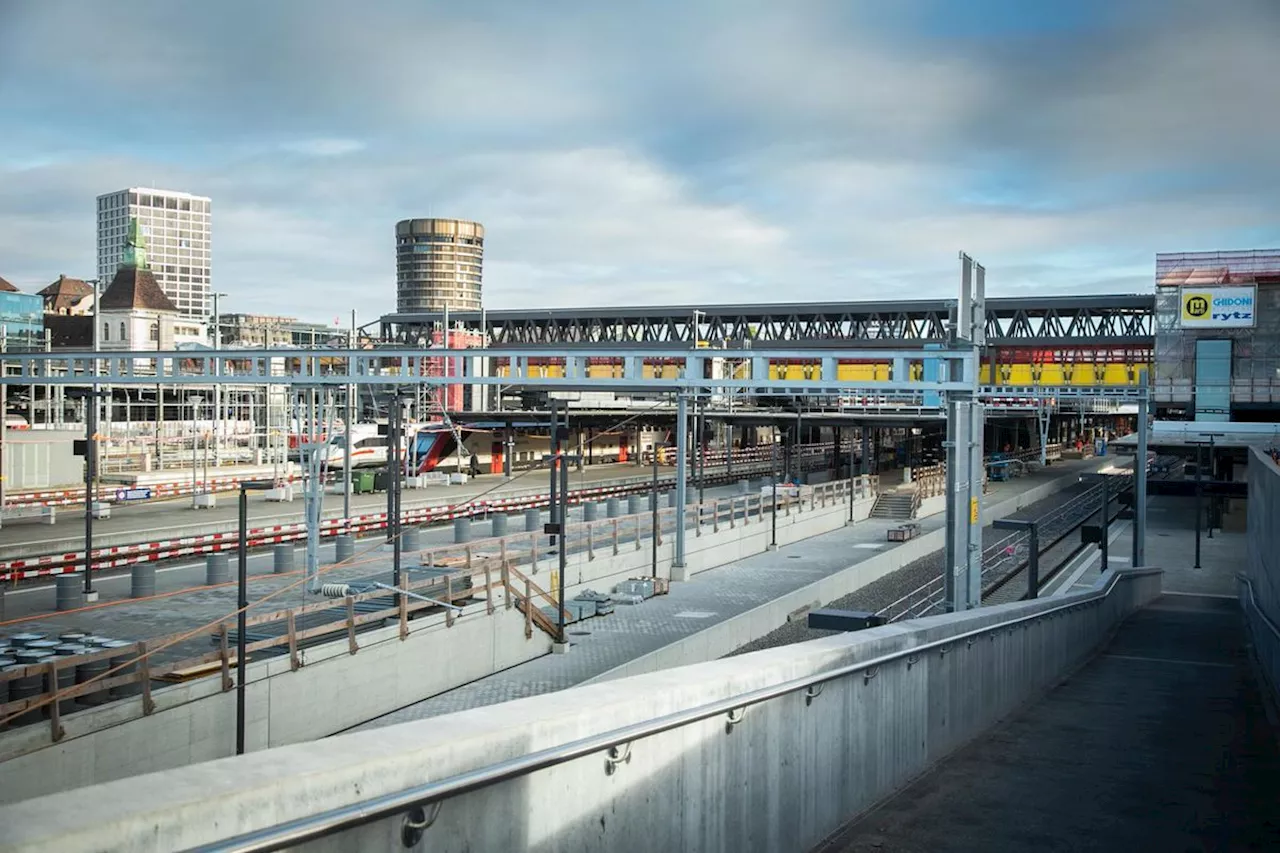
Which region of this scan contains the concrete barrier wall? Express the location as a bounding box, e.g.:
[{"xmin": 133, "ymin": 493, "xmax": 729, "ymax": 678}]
[
  {"xmin": 0, "ymin": 601, "xmax": 546, "ymax": 805},
  {"xmin": 589, "ymin": 464, "xmax": 1099, "ymax": 683},
  {"xmin": 0, "ymin": 568, "xmax": 1163, "ymax": 853},
  {"xmin": 1245, "ymin": 449, "xmax": 1280, "ymax": 706}
]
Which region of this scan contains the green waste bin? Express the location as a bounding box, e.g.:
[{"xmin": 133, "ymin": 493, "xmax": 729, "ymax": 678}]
[{"xmin": 353, "ymin": 471, "xmax": 376, "ymax": 494}]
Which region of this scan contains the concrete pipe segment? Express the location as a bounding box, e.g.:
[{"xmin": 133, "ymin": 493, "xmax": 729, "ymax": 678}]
[
  {"xmin": 491, "ymin": 514, "xmax": 509, "ymax": 538},
  {"xmin": 606, "ymin": 497, "xmax": 621, "ymax": 518},
  {"xmin": 524, "ymin": 508, "xmax": 542, "ymax": 532},
  {"xmin": 273, "ymin": 544, "xmax": 295, "ymax": 575},
  {"xmin": 55, "ymin": 574, "xmax": 83, "ymax": 612},
  {"xmin": 453, "ymin": 518, "xmax": 473, "ymax": 544},
  {"xmin": 130, "ymin": 565, "xmax": 156, "ymax": 599},
  {"xmin": 205, "ymin": 553, "xmax": 230, "ymax": 585},
  {"xmin": 334, "ymin": 535, "xmax": 355, "ymax": 562},
  {"xmin": 628, "ymin": 495, "xmax": 644, "ymax": 515},
  {"xmin": 583, "ymin": 502, "xmax": 599, "ymax": 522},
  {"xmin": 402, "ymin": 527, "xmax": 422, "ymax": 552}
]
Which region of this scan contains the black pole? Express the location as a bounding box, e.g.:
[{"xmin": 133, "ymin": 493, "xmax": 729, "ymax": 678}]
[
  {"xmin": 1194, "ymin": 443, "xmax": 1203, "ymax": 569},
  {"xmin": 1027, "ymin": 523, "xmax": 1040, "ymax": 598},
  {"xmin": 548, "ymin": 400, "xmax": 559, "ymax": 548},
  {"xmin": 1207, "ymin": 436, "xmax": 1215, "ymax": 539},
  {"xmin": 236, "ymin": 486, "xmax": 248, "ymax": 755},
  {"xmin": 83, "ymin": 394, "xmax": 97, "ymax": 594},
  {"xmin": 697, "ymin": 403, "xmax": 705, "ymax": 506},
  {"xmin": 389, "ymin": 401, "xmax": 401, "ymax": 591},
  {"xmin": 1099, "ymin": 475, "xmax": 1109, "ymax": 572},
  {"xmin": 651, "ymin": 445, "xmax": 659, "ymax": 579},
  {"xmin": 556, "ymin": 406, "xmax": 568, "ymax": 645},
  {"xmin": 846, "ymin": 428, "xmax": 855, "ymax": 524},
  {"xmin": 771, "ymin": 439, "xmax": 778, "ymax": 547}
]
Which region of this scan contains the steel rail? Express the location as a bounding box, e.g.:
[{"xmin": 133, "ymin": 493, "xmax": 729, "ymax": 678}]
[{"xmin": 186, "ymin": 567, "xmax": 1158, "ymax": 853}]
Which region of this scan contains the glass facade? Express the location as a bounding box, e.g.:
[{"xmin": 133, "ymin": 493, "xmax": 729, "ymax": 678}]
[
  {"xmin": 96, "ymin": 188, "xmax": 212, "ymax": 320},
  {"xmin": 1153, "ymin": 250, "xmax": 1280, "ymax": 417}
]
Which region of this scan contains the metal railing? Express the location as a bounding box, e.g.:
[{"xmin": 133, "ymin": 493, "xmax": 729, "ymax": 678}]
[
  {"xmin": 0, "ymin": 476, "xmax": 878, "ymax": 738},
  {"xmin": 186, "ymin": 567, "xmax": 1161, "ymax": 853},
  {"xmin": 877, "ymin": 472, "xmax": 1132, "ymax": 621}
]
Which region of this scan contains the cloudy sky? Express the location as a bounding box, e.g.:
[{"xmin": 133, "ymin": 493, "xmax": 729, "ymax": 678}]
[{"xmin": 1, "ymin": 0, "xmax": 1278, "ymax": 321}]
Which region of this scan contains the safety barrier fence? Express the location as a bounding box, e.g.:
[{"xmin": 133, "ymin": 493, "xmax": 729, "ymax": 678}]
[
  {"xmin": 0, "ymin": 456, "xmax": 823, "ymax": 583},
  {"xmin": 0, "ymin": 476, "xmax": 878, "ymax": 741}
]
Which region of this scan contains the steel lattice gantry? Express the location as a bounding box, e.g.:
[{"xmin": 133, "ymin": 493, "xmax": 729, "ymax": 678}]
[{"xmin": 378, "ymin": 295, "xmax": 1154, "ymax": 349}]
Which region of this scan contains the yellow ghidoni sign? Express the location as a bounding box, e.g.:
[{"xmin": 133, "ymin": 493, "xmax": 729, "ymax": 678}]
[{"xmin": 969, "ymin": 497, "xmax": 979, "ymax": 524}]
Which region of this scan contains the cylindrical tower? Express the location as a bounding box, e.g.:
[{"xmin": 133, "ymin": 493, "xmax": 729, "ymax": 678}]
[{"xmin": 395, "ymin": 218, "xmax": 484, "ymax": 313}]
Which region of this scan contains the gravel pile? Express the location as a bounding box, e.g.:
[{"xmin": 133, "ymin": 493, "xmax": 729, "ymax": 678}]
[{"xmin": 724, "ymin": 480, "xmax": 1096, "ymax": 658}]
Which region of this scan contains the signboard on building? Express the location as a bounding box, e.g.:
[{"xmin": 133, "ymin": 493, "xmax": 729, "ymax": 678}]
[
  {"xmin": 1179, "ymin": 285, "xmax": 1257, "ymax": 328},
  {"xmin": 114, "ymin": 487, "xmax": 153, "ymax": 502}
]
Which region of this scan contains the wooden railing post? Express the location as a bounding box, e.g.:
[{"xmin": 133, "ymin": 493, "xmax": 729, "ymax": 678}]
[
  {"xmin": 531, "ymin": 534, "xmax": 539, "ymax": 572},
  {"xmin": 138, "ymin": 641, "xmax": 155, "ymax": 715},
  {"xmin": 587, "ymin": 524, "xmax": 595, "ymax": 560},
  {"xmin": 346, "ymin": 597, "xmax": 358, "ymax": 655},
  {"xmin": 524, "ymin": 578, "xmax": 533, "ymax": 639},
  {"xmin": 287, "ymin": 611, "xmax": 301, "ymax": 669},
  {"xmin": 612, "ymin": 518, "xmax": 620, "ymax": 555},
  {"xmin": 219, "ymin": 623, "xmax": 233, "ymax": 691},
  {"xmin": 445, "ymin": 576, "xmax": 455, "ymax": 627},
  {"xmin": 47, "ymin": 659, "xmax": 64, "ymax": 742},
  {"xmin": 398, "ymin": 593, "xmax": 409, "ymax": 640},
  {"xmin": 501, "ymin": 562, "xmax": 512, "ymax": 609},
  {"xmin": 484, "ymin": 562, "xmax": 495, "ymax": 614}
]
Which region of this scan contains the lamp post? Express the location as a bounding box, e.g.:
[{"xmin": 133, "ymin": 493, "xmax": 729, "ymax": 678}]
[
  {"xmin": 68, "ymin": 387, "xmax": 107, "ymax": 598},
  {"xmin": 651, "ymin": 439, "xmax": 660, "ymax": 579},
  {"xmin": 211, "ymin": 292, "xmax": 228, "ymax": 465},
  {"xmin": 237, "ymin": 479, "xmax": 275, "ymax": 755},
  {"xmin": 771, "ymin": 432, "xmax": 781, "ymax": 549},
  {"xmin": 188, "ymin": 395, "xmax": 203, "ymax": 507}
]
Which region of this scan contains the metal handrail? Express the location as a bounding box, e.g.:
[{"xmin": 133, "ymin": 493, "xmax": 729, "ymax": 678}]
[
  {"xmin": 1238, "ymin": 573, "xmax": 1280, "ymax": 643},
  {"xmin": 186, "ymin": 568, "xmax": 1159, "ymax": 853}
]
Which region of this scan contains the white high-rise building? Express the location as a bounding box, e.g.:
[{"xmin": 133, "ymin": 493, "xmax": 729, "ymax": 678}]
[{"xmin": 96, "ymin": 187, "xmax": 211, "ymax": 320}]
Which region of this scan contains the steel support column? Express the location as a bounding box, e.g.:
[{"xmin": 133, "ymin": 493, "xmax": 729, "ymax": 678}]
[
  {"xmin": 674, "ymin": 394, "xmax": 688, "ymax": 569},
  {"xmin": 1134, "ymin": 396, "xmax": 1148, "ymax": 567}
]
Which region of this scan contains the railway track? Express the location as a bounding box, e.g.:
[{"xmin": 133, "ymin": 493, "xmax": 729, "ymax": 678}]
[{"xmin": 877, "ymin": 470, "xmax": 1133, "ymax": 621}]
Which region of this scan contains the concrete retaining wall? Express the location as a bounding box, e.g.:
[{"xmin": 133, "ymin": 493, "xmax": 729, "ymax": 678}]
[
  {"xmin": 0, "ymin": 601, "xmax": 546, "ymax": 805},
  {"xmin": 1245, "ymin": 449, "xmax": 1280, "ymax": 707},
  {"xmin": 0, "ymin": 569, "xmax": 1163, "ymax": 853},
  {"xmin": 589, "ymin": 464, "xmax": 1099, "ymax": 683}
]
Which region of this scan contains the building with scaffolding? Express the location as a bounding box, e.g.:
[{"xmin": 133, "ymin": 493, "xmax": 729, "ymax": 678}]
[{"xmin": 1154, "ymin": 249, "xmax": 1280, "ymax": 421}]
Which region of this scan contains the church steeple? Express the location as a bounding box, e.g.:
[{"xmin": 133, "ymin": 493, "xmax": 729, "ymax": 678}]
[{"xmin": 121, "ymin": 217, "xmax": 149, "ymax": 270}]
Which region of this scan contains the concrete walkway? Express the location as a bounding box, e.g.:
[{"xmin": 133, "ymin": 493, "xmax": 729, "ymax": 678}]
[
  {"xmin": 818, "ymin": 502, "xmax": 1280, "ymax": 852},
  {"xmin": 349, "ymin": 460, "xmax": 1100, "ymax": 732}
]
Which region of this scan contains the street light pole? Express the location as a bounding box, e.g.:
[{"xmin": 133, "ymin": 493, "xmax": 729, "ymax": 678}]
[
  {"xmin": 771, "ymin": 433, "xmax": 779, "ymax": 549},
  {"xmin": 651, "ymin": 441, "xmax": 659, "ymax": 579},
  {"xmin": 237, "ymin": 479, "xmax": 273, "ymax": 755}
]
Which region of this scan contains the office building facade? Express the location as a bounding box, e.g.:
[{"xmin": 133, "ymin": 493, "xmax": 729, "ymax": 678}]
[
  {"xmin": 97, "ymin": 187, "xmax": 211, "ymax": 320},
  {"xmin": 395, "ymin": 218, "xmax": 484, "ymax": 313}
]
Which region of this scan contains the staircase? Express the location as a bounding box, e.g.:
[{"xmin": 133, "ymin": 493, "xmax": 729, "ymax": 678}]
[{"xmin": 869, "ymin": 492, "xmax": 918, "ymax": 520}]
